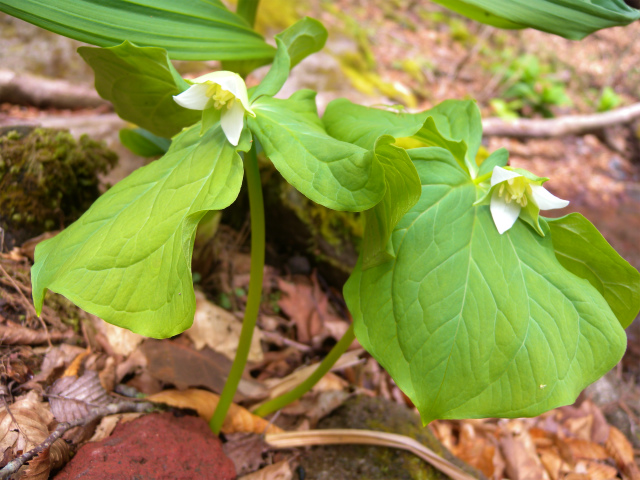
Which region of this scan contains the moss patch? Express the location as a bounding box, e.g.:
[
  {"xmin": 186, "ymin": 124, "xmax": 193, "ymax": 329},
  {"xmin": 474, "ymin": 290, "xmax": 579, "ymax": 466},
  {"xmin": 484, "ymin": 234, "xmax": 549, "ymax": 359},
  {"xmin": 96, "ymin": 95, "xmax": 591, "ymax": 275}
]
[{"xmin": 0, "ymin": 127, "xmax": 117, "ymax": 248}]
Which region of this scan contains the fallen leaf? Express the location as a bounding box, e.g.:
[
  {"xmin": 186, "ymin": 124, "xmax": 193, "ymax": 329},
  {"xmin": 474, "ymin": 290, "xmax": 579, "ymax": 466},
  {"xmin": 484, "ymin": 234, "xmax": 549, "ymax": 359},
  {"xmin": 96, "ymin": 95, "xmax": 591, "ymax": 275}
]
[
  {"xmin": 186, "ymin": 291, "xmax": 264, "ymax": 362},
  {"xmin": 93, "ymin": 318, "xmax": 146, "ymax": 357},
  {"xmin": 0, "ymin": 321, "xmax": 72, "ymax": 345},
  {"xmin": 453, "ymin": 422, "xmax": 496, "ymax": 478},
  {"xmin": 147, "ymin": 389, "xmax": 283, "ymax": 435},
  {"xmin": 238, "ymin": 460, "xmax": 293, "ymax": 480},
  {"xmin": 605, "ymin": 426, "xmax": 640, "ymax": 480},
  {"xmin": 277, "ymin": 274, "xmax": 348, "ymax": 346},
  {"xmin": 140, "ymin": 339, "xmax": 267, "ymax": 402},
  {"xmin": 583, "ymin": 460, "xmax": 619, "ymax": 480},
  {"xmin": 88, "ymin": 413, "xmax": 144, "ymax": 443},
  {"xmin": 29, "ymin": 344, "xmax": 87, "ymax": 385},
  {"xmin": 500, "ymin": 423, "xmax": 550, "ymax": 480},
  {"xmin": 223, "ymin": 433, "xmax": 269, "ymax": 476},
  {"xmin": 563, "ymin": 438, "xmax": 608, "ymax": 461},
  {"xmin": 48, "ymin": 370, "xmax": 111, "ymax": 423},
  {"xmin": 0, "ymin": 391, "xmax": 69, "ymax": 479}
]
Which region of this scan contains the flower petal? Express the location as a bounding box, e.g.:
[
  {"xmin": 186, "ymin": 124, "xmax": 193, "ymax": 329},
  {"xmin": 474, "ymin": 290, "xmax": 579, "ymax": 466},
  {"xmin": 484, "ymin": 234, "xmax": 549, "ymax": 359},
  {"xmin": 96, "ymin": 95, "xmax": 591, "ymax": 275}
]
[
  {"xmin": 490, "ymin": 166, "xmax": 522, "ymax": 187},
  {"xmin": 529, "ymin": 185, "xmax": 569, "ymax": 210},
  {"xmin": 173, "ymin": 83, "xmax": 210, "ymax": 110},
  {"xmin": 490, "ymin": 189, "xmax": 521, "ymax": 234},
  {"xmin": 220, "ymin": 101, "xmax": 246, "ymax": 146},
  {"xmin": 193, "ymin": 71, "xmax": 255, "ymax": 117}
]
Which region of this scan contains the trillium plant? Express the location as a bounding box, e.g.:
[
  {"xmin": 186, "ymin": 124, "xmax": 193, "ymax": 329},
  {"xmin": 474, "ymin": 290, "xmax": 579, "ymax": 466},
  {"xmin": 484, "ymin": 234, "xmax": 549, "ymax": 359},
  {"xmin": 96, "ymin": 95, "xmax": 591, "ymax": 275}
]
[{"xmin": 2, "ymin": 0, "xmax": 640, "ymax": 434}]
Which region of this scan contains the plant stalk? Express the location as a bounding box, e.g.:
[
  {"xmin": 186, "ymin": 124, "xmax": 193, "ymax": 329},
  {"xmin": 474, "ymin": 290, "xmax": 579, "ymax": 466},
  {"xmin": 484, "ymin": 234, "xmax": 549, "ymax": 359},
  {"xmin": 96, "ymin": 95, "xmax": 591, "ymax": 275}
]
[
  {"xmin": 252, "ymin": 323, "xmax": 355, "ymax": 418},
  {"xmin": 237, "ymin": 0, "xmax": 260, "ymax": 28},
  {"xmin": 209, "ymin": 145, "xmax": 265, "ymax": 434}
]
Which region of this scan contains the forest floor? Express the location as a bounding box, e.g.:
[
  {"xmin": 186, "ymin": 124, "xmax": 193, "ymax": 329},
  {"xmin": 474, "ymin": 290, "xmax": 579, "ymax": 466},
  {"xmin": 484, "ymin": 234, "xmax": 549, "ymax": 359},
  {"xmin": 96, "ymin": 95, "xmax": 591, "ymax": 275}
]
[{"xmin": 1, "ymin": 1, "xmax": 640, "ymax": 479}]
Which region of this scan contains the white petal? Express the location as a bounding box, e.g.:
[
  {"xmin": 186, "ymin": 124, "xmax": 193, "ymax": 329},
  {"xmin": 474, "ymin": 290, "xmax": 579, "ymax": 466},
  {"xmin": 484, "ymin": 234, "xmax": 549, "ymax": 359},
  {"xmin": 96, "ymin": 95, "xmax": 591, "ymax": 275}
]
[
  {"xmin": 220, "ymin": 102, "xmax": 246, "ymax": 146},
  {"xmin": 173, "ymin": 83, "xmax": 210, "ymax": 110},
  {"xmin": 490, "ymin": 166, "xmax": 522, "ymax": 187},
  {"xmin": 193, "ymin": 71, "xmax": 255, "ymax": 116},
  {"xmin": 529, "ymin": 185, "xmax": 569, "ymax": 210},
  {"xmin": 490, "ymin": 189, "xmax": 521, "ymax": 234}
]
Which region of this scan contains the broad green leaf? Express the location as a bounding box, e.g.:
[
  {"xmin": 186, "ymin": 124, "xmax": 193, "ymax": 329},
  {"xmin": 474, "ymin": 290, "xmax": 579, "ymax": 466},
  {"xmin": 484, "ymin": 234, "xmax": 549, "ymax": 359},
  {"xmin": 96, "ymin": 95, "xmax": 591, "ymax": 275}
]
[
  {"xmin": 277, "ymin": 17, "xmax": 328, "ymax": 68},
  {"xmin": 547, "ymin": 213, "xmax": 640, "ymax": 328},
  {"xmin": 31, "ymin": 124, "xmax": 251, "ymax": 338},
  {"xmin": 344, "ymin": 147, "xmax": 626, "ymax": 423},
  {"xmin": 323, "ymin": 99, "xmax": 482, "ymax": 174},
  {"xmin": 248, "ymin": 91, "xmax": 387, "ymax": 212},
  {"xmin": 433, "ymin": 0, "xmax": 640, "ymax": 40},
  {"xmin": 362, "ymin": 137, "xmax": 421, "ymax": 269},
  {"xmin": 79, "ymin": 41, "xmax": 200, "ymax": 138},
  {"xmin": 0, "ymin": 0, "xmax": 276, "ymax": 61},
  {"xmin": 119, "ymin": 128, "xmax": 171, "ymax": 158},
  {"xmin": 250, "ymin": 38, "xmax": 291, "ymax": 101},
  {"xmin": 477, "ymin": 148, "xmax": 509, "ymax": 178},
  {"xmin": 250, "ymin": 17, "xmax": 328, "ymax": 101}
]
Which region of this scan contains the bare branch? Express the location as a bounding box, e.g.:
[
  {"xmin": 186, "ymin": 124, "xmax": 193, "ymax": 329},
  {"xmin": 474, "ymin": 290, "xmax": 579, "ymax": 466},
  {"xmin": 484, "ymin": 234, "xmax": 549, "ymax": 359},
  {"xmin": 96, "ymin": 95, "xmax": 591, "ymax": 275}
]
[{"xmin": 482, "ymin": 103, "xmax": 640, "ymax": 138}]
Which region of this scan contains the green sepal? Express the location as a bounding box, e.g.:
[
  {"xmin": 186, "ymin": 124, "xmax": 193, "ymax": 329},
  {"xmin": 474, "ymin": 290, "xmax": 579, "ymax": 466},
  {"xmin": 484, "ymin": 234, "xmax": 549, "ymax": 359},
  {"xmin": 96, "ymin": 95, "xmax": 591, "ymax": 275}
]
[
  {"xmin": 78, "ymin": 41, "xmax": 200, "ymax": 138},
  {"xmin": 32, "ymin": 123, "xmax": 251, "ymax": 338},
  {"xmin": 547, "ymin": 213, "xmax": 640, "ymax": 328},
  {"xmin": 477, "ymin": 148, "xmax": 509, "ymax": 178}
]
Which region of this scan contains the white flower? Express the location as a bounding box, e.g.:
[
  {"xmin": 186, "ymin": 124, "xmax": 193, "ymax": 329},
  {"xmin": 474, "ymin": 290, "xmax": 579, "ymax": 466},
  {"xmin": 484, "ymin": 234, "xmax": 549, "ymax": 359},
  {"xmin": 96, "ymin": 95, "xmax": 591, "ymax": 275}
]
[
  {"xmin": 173, "ymin": 71, "xmax": 256, "ymax": 146},
  {"xmin": 489, "ymin": 166, "xmax": 569, "ymax": 234}
]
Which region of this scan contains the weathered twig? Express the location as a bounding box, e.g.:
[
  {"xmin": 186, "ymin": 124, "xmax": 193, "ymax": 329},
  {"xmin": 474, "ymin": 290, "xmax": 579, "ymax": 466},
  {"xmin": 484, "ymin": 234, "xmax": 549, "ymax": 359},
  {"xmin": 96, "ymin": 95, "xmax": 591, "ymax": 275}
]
[
  {"xmin": 0, "ymin": 70, "xmax": 108, "ymax": 110},
  {"xmin": 482, "ymin": 102, "xmax": 640, "ymax": 138},
  {"xmin": 0, "ymin": 401, "xmax": 153, "ymax": 480}
]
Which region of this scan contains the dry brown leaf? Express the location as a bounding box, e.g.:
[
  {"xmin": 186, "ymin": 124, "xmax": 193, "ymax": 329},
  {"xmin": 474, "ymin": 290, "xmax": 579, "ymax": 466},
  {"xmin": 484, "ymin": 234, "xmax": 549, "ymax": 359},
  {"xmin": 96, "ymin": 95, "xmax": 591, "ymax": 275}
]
[
  {"xmin": 0, "ymin": 321, "xmax": 71, "ymax": 345},
  {"xmin": 500, "ymin": 424, "xmax": 551, "ymax": 480},
  {"xmin": 564, "ymin": 438, "xmax": 609, "ymax": 461},
  {"xmin": 48, "ymin": 370, "xmax": 111, "ymax": 423},
  {"xmin": 583, "ymin": 460, "xmax": 619, "ymax": 480},
  {"xmin": 605, "ymin": 426, "xmax": 640, "ymax": 480},
  {"xmin": 186, "ymin": 291, "xmax": 264, "ymax": 362},
  {"xmin": 238, "ymin": 460, "xmax": 293, "ymax": 480},
  {"xmin": 61, "ymin": 349, "xmax": 91, "ymax": 377},
  {"xmin": 223, "ymin": 433, "xmax": 270, "ymax": 476},
  {"xmin": 28, "ymin": 344, "xmax": 87, "ymax": 385},
  {"xmin": 277, "ymin": 275, "xmax": 348, "ymax": 346},
  {"xmin": 0, "ymin": 391, "xmax": 68, "ymax": 479},
  {"xmin": 452, "ymin": 422, "xmax": 496, "ymax": 478},
  {"xmin": 139, "ymin": 339, "xmax": 267, "ymax": 402},
  {"xmin": 92, "ymin": 317, "xmax": 146, "ymax": 357},
  {"xmin": 538, "ymin": 447, "xmax": 569, "ymax": 480},
  {"xmin": 563, "ymin": 414, "xmax": 594, "ymax": 442},
  {"xmin": 147, "ymin": 389, "xmax": 283, "ymax": 435},
  {"xmin": 88, "ymin": 413, "xmax": 144, "ymax": 443}
]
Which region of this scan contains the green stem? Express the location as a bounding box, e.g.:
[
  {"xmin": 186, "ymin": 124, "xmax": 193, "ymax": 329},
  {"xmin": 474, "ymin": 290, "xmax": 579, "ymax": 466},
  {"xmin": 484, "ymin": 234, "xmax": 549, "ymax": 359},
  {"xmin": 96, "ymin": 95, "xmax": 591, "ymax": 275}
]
[
  {"xmin": 237, "ymin": 0, "xmax": 260, "ymax": 28},
  {"xmin": 473, "ymin": 171, "xmax": 492, "ymax": 185},
  {"xmin": 209, "ymin": 145, "xmax": 265, "ymax": 434},
  {"xmin": 252, "ymin": 324, "xmax": 356, "ymax": 418}
]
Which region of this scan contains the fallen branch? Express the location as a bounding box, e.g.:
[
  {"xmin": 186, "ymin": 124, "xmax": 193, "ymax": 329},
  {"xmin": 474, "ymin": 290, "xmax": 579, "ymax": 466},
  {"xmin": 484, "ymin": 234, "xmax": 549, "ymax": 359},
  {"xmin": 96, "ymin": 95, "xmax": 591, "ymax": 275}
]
[
  {"xmin": 482, "ymin": 102, "xmax": 640, "ymax": 138},
  {"xmin": 266, "ymin": 429, "xmax": 478, "ymax": 480},
  {"xmin": 0, "ymin": 401, "xmax": 153, "ymax": 480},
  {"xmin": 0, "ymin": 70, "xmax": 108, "ymax": 110}
]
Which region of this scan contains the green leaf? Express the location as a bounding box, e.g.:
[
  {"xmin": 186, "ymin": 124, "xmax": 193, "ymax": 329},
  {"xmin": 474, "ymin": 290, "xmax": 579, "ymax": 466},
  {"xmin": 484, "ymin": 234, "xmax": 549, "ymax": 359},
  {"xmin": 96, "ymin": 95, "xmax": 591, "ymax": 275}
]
[
  {"xmin": 119, "ymin": 128, "xmax": 171, "ymax": 158},
  {"xmin": 248, "ymin": 91, "xmax": 387, "ymax": 212},
  {"xmin": 79, "ymin": 41, "xmax": 201, "ymax": 138},
  {"xmin": 362, "ymin": 137, "xmax": 421, "ymax": 269},
  {"xmin": 31, "ymin": 124, "xmax": 251, "ymax": 338},
  {"xmin": 250, "ymin": 38, "xmax": 291, "ymax": 101},
  {"xmin": 477, "ymin": 148, "xmax": 508, "ymax": 177},
  {"xmin": 250, "ymin": 17, "xmax": 328, "ymax": 101},
  {"xmin": 547, "ymin": 213, "xmax": 640, "ymax": 328},
  {"xmin": 344, "ymin": 147, "xmax": 627, "ymax": 423},
  {"xmin": 432, "ymin": 0, "xmax": 640, "ymax": 40},
  {"xmin": 323, "ymin": 99, "xmax": 482, "ymax": 174},
  {"xmin": 277, "ymin": 17, "xmax": 328, "ymax": 68},
  {"xmin": 0, "ymin": 0, "xmax": 276, "ymax": 61}
]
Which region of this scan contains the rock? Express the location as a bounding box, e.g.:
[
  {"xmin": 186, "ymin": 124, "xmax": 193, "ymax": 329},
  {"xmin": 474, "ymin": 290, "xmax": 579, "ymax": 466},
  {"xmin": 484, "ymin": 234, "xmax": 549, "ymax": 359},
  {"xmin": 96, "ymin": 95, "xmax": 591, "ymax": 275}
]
[
  {"xmin": 299, "ymin": 395, "xmax": 485, "ymax": 480},
  {"xmin": 54, "ymin": 412, "xmax": 236, "ymax": 480}
]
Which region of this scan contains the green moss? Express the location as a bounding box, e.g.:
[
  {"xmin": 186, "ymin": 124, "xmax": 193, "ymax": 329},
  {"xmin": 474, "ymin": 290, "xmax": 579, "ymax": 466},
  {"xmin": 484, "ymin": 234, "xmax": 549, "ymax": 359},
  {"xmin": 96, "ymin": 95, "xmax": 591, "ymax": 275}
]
[{"xmin": 0, "ymin": 127, "xmax": 117, "ymax": 246}]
